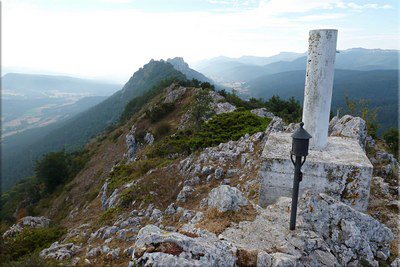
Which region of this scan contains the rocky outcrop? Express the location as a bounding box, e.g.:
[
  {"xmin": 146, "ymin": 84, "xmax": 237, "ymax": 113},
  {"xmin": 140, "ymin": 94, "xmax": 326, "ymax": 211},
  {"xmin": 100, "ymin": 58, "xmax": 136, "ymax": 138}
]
[
  {"xmin": 40, "ymin": 242, "xmax": 81, "ymax": 260},
  {"xmin": 132, "ymin": 224, "xmax": 237, "ymax": 267},
  {"xmin": 329, "ymin": 115, "xmax": 367, "ymax": 150},
  {"xmin": 164, "ymin": 86, "xmax": 187, "ymax": 104},
  {"xmin": 126, "ymin": 125, "xmax": 140, "ymax": 163},
  {"xmin": 250, "ymin": 108, "xmax": 275, "ymax": 119},
  {"xmin": 207, "ymin": 185, "xmax": 248, "ymax": 212},
  {"xmin": 265, "ymin": 117, "xmax": 285, "ymax": 135},
  {"xmin": 176, "ymin": 186, "xmax": 194, "ymax": 202},
  {"xmin": 167, "ymin": 57, "xmax": 213, "ymax": 84},
  {"xmin": 144, "ymin": 132, "xmax": 155, "ymax": 145},
  {"xmin": 3, "ymin": 216, "xmax": 50, "ymax": 239},
  {"xmin": 300, "ymin": 191, "xmax": 394, "ymax": 266},
  {"xmin": 214, "ymin": 102, "xmax": 237, "ymax": 114}
]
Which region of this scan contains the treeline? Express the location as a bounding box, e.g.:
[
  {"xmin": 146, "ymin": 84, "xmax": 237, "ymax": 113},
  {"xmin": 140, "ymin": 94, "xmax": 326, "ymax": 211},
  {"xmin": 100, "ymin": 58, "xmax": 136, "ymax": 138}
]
[
  {"xmin": 218, "ymin": 89, "xmax": 302, "ymax": 123},
  {"xmin": 0, "ymin": 149, "xmax": 91, "ymax": 225}
]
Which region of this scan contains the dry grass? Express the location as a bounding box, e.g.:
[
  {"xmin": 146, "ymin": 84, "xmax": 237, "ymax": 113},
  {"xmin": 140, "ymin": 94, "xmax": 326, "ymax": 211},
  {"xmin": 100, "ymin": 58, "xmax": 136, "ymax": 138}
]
[
  {"xmin": 196, "ymin": 205, "xmax": 258, "ymax": 235},
  {"xmin": 236, "ymin": 249, "xmax": 258, "ymax": 267}
]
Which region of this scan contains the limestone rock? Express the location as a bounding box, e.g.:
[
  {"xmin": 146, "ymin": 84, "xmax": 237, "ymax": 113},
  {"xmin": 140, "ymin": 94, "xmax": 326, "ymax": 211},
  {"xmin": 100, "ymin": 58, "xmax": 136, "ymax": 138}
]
[
  {"xmin": 165, "ymin": 203, "xmax": 177, "ymax": 215},
  {"xmin": 284, "ymin": 122, "xmax": 299, "ymax": 133},
  {"xmin": 19, "ymin": 216, "xmax": 50, "ymax": 228},
  {"xmin": 179, "ymin": 210, "xmax": 195, "ymax": 223},
  {"xmin": 103, "ymin": 189, "xmax": 119, "ymax": 210},
  {"xmin": 391, "ymin": 258, "xmax": 400, "ymax": 267},
  {"xmin": 207, "ymin": 185, "xmax": 248, "ymax": 212},
  {"xmin": 214, "ymin": 102, "xmax": 237, "ymax": 115},
  {"xmin": 251, "ymin": 108, "xmax": 275, "ymax": 119},
  {"xmin": 106, "ymin": 248, "xmax": 120, "ymax": 260},
  {"xmin": 126, "ymin": 125, "xmax": 140, "ymax": 163},
  {"xmin": 329, "ymin": 115, "xmax": 367, "ymax": 150},
  {"xmin": 150, "ymin": 209, "xmax": 163, "ymax": 221},
  {"xmin": 40, "ymin": 242, "xmax": 81, "ymax": 260},
  {"xmin": 144, "ymin": 132, "xmax": 155, "ymax": 145},
  {"xmin": 86, "ymin": 247, "xmax": 101, "ymax": 258},
  {"xmin": 177, "ymin": 186, "xmax": 194, "ymax": 202},
  {"xmin": 270, "ymin": 253, "xmax": 298, "ymax": 267},
  {"xmin": 265, "ymin": 117, "xmax": 284, "ymax": 134},
  {"xmin": 257, "ymin": 251, "xmax": 272, "ymax": 267},
  {"xmin": 208, "ymin": 90, "xmax": 225, "ymax": 103},
  {"xmin": 191, "ymin": 211, "xmax": 204, "ymax": 224},
  {"xmin": 133, "ymin": 225, "xmax": 237, "ymax": 266},
  {"xmin": 3, "ymin": 216, "xmax": 50, "ymax": 239},
  {"xmin": 300, "ymin": 191, "xmax": 394, "ymax": 266},
  {"xmin": 164, "ymin": 86, "xmax": 187, "ymax": 103},
  {"xmin": 215, "ymin": 167, "xmax": 224, "ymax": 179}
]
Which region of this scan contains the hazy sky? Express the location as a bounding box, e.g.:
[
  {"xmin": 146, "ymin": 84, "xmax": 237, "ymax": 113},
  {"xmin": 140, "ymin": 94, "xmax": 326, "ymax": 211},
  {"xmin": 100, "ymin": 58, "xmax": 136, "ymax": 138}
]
[{"xmin": 3, "ymin": 0, "xmax": 399, "ymax": 83}]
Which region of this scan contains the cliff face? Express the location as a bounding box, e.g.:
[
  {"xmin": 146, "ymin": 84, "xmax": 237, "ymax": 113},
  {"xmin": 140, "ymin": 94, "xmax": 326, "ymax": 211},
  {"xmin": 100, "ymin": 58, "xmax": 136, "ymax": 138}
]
[
  {"xmin": 1, "ymin": 80, "xmax": 398, "ymax": 267},
  {"xmin": 167, "ymin": 57, "xmax": 215, "ymax": 84}
]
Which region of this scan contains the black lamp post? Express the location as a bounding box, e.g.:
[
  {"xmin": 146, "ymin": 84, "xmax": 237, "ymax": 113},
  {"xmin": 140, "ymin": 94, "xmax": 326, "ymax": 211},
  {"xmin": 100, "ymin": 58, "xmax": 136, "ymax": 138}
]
[{"xmin": 289, "ymin": 122, "xmax": 312, "ymax": 230}]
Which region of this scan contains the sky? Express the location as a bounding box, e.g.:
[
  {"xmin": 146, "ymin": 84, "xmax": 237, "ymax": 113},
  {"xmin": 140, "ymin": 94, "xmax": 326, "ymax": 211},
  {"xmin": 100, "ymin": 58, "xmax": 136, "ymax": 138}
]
[{"xmin": 3, "ymin": 0, "xmax": 399, "ymax": 83}]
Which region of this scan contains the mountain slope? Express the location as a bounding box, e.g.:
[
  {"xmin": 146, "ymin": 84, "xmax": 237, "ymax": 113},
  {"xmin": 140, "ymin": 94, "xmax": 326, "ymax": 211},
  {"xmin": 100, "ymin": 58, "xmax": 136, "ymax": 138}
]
[
  {"xmin": 247, "ymin": 69, "xmax": 399, "ymax": 133},
  {"xmin": 1, "ymin": 78, "xmax": 397, "ymax": 267},
  {"xmin": 1, "ymin": 60, "xmax": 186, "ymax": 191}
]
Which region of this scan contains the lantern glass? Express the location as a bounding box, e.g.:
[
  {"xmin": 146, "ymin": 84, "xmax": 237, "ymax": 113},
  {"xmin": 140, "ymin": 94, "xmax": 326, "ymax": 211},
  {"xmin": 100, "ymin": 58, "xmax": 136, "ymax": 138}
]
[
  {"xmin": 291, "ymin": 138, "xmax": 310, "ymax": 157},
  {"xmin": 291, "ymin": 122, "xmax": 312, "ymax": 157}
]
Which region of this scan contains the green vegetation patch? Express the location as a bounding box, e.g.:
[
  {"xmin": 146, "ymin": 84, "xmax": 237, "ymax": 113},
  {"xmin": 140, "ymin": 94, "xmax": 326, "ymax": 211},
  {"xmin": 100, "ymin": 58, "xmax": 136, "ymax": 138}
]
[
  {"xmin": 146, "ymin": 102, "xmax": 175, "ymax": 122},
  {"xmin": 107, "ymin": 158, "xmax": 173, "ymax": 196},
  {"xmin": 0, "ymin": 227, "xmax": 66, "ymax": 265},
  {"xmin": 218, "ymin": 90, "xmax": 302, "ymax": 124},
  {"xmin": 97, "ymin": 207, "xmax": 121, "ymax": 226},
  {"xmin": 149, "ymin": 110, "xmax": 271, "ymax": 157}
]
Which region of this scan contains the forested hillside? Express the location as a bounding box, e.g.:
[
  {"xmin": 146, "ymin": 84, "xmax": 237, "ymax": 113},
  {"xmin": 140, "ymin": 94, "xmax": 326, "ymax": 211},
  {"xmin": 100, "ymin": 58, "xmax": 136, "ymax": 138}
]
[
  {"xmin": 247, "ymin": 69, "xmax": 399, "ymax": 134},
  {"xmin": 1, "ymin": 60, "xmax": 186, "ymax": 192}
]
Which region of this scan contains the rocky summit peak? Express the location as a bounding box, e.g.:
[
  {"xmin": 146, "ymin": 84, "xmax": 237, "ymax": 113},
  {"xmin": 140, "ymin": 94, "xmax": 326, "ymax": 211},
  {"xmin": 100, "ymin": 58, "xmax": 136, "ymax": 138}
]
[
  {"xmin": 167, "ymin": 57, "xmax": 190, "ymax": 72},
  {"xmin": 167, "ymin": 57, "xmax": 215, "ymax": 84}
]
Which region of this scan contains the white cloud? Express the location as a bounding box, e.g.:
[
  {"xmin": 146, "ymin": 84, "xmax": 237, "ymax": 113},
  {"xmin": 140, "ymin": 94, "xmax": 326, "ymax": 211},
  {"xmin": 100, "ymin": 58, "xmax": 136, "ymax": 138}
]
[
  {"xmin": 337, "ymin": 2, "xmax": 392, "ymax": 9},
  {"xmin": 297, "ymin": 13, "xmax": 348, "ymax": 22},
  {"xmin": 2, "ymin": 0, "xmax": 397, "ymax": 82}
]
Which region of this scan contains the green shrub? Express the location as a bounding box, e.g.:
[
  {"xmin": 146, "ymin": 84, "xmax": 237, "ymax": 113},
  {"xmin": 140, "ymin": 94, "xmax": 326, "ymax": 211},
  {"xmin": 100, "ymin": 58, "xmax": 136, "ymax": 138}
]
[
  {"xmin": 0, "ymin": 227, "xmax": 66, "ymax": 264},
  {"xmin": 35, "ymin": 152, "xmax": 69, "ymax": 192},
  {"xmin": 344, "ymin": 94, "xmax": 379, "ymax": 139},
  {"xmin": 190, "ymin": 90, "xmax": 215, "ymax": 128},
  {"xmin": 383, "ymin": 128, "xmax": 399, "ymax": 158},
  {"xmin": 135, "ymin": 129, "xmax": 147, "ymax": 143},
  {"xmin": 110, "ymin": 129, "xmax": 123, "ymax": 142},
  {"xmin": 149, "ymin": 110, "xmax": 271, "ymax": 157},
  {"xmin": 146, "ymin": 103, "xmax": 175, "ymax": 122},
  {"xmin": 120, "ymin": 77, "xmax": 183, "ymax": 123},
  {"xmin": 107, "ymin": 158, "xmax": 173, "ymax": 195},
  {"xmin": 155, "ymin": 122, "xmax": 171, "ymax": 138},
  {"xmin": 97, "ymin": 207, "xmax": 121, "ymax": 226},
  {"xmin": 264, "ymin": 96, "xmax": 302, "ymax": 123},
  {"xmin": 217, "ymin": 90, "xmax": 302, "ymax": 123},
  {"xmin": 2, "ymin": 253, "xmax": 60, "ymax": 267}
]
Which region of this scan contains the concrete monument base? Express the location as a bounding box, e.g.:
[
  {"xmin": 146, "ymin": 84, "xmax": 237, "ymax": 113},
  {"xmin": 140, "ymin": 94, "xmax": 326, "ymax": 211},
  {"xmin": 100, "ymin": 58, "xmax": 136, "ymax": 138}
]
[{"xmin": 259, "ymin": 132, "xmax": 373, "ymax": 212}]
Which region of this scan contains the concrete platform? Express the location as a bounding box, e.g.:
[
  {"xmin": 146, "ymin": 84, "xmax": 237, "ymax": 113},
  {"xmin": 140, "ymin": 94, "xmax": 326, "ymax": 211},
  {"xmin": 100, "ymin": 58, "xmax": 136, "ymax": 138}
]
[{"xmin": 258, "ymin": 132, "xmax": 373, "ymax": 211}]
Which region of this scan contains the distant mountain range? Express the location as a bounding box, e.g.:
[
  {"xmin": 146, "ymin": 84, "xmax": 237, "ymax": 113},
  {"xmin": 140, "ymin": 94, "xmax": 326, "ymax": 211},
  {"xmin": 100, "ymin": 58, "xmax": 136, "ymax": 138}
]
[
  {"xmin": 194, "ymin": 48, "xmax": 399, "ymax": 82},
  {"xmin": 2, "ymin": 51, "xmax": 398, "ymax": 192}
]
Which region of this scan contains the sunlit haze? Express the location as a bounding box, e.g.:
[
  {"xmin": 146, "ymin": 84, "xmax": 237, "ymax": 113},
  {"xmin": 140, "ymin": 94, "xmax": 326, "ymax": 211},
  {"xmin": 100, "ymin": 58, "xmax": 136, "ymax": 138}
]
[{"xmin": 3, "ymin": 0, "xmax": 399, "ymax": 83}]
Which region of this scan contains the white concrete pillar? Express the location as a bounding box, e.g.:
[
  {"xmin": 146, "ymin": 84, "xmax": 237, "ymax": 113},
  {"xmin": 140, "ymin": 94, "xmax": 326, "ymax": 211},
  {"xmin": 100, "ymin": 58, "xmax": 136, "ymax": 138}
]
[{"xmin": 302, "ymin": 29, "xmax": 338, "ymax": 150}]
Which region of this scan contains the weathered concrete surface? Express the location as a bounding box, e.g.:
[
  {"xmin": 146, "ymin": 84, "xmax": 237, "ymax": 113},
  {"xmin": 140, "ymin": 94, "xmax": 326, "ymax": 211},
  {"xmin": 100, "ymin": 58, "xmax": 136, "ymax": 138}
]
[
  {"xmin": 259, "ymin": 132, "xmax": 372, "ymax": 211},
  {"xmin": 302, "ymin": 29, "xmax": 338, "ymax": 150}
]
